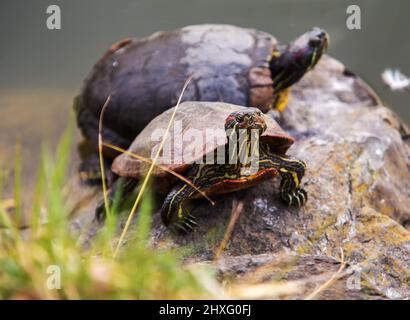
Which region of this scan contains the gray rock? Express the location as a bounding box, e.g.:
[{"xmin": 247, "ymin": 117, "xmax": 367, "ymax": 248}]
[
  {"xmin": 151, "ymin": 56, "xmax": 410, "ymax": 299},
  {"xmin": 76, "ymin": 55, "xmax": 410, "ymax": 299}
]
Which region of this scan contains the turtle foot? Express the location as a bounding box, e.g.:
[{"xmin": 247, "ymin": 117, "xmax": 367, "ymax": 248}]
[
  {"xmin": 169, "ymin": 214, "xmax": 198, "ymax": 235},
  {"xmin": 281, "ymin": 188, "xmax": 308, "ymax": 208}
]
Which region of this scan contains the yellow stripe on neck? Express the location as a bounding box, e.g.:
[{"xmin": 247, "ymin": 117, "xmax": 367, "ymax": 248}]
[
  {"xmin": 168, "ymin": 184, "xmax": 187, "ymax": 218},
  {"xmin": 274, "ymin": 87, "xmax": 291, "ymax": 112},
  {"xmin": 279, "ymin": 168, "xmax": 299, "ymax": 188}
]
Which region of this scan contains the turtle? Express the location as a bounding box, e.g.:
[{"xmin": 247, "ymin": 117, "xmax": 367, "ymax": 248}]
[
  {"xmin": 95, "ymin": 101, "xmax": 307, "ymax": 232},
  {"xmin": 74, "ymin": 24, "xmax": 328, "ymax": 183}
]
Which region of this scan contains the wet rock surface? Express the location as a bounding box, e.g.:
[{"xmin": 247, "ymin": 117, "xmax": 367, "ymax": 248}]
[{"xmin": 74, "ymin": 55, "xmax": 410, "ymax": 299}]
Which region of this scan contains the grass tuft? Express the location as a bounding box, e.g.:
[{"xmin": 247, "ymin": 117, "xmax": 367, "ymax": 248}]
[{"xmin": 0, "ymin": 113, "xmax": 216, "ymax": 299}]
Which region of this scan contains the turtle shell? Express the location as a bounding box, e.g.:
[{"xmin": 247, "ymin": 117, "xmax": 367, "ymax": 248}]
[
  {"xmin": 77, "ymin": 24, "xmax": 277, "ymax": 153},
  {"xmin": 111, "ymin": 101, "xmax": 294, "ymax": 181}
]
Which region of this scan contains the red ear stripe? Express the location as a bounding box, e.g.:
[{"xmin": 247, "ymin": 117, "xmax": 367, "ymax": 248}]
[{"xmin": 225, "ymin": 115, "xmax": 236, "ymax": 123}]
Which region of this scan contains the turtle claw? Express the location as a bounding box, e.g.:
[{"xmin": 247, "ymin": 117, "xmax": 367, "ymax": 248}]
[
  {"xmin": 169, "ymin": 215, "xmax": 198, "ymax": 235},
  {"xmin": 185, "ymin": 214, "xmax": 198, "ymax": 227},
  {"xmin": 281, "ymin": 188, "xmax": 308, "ymax": 208},
  {"xmin": 174, "ymin": 222, "xmax": 190, "ymax": 234}
]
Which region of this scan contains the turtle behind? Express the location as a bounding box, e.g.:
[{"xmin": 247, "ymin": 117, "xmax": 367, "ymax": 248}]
[{"xmin": 75, "ymin": 24, "xmax": 328, "ymax": 183}]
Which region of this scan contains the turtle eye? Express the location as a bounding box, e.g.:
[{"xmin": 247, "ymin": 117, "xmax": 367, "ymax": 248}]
[{"xmin": 308, "ymin": 37, "xmax": 321, "ymax": 48}]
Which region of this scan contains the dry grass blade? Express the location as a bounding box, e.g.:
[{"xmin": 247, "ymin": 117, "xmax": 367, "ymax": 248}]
[
  {"xmin": 103, "ymin": 142, "xmax": 214, "ymax": 205},
  {"xmin": 304, "ymin": 248, "xmax": 347, "ymax": 300},
  {"xmin": 113, "ymin": 76, "xmax": 193, "ymax": 258},
  {"xmin": 214, "ymin": 199, "xmax": 244, "ymax": 261},
  {"xmin": 98, "ymin": 95, "xmax": 112, "ymax": 217}
]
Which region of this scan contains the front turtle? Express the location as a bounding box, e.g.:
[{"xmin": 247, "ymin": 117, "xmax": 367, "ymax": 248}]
[
  {"xmin": 96, "ymin": 101, "xmax": 307, "ymax": 232},
  {"xmin": 75, "ymin": 24, "xmax": 328, "ymax": 183}
]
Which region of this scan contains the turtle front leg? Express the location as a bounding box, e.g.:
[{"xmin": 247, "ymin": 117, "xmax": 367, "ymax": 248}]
[
  {"xmin": 278, "ymin": 161, "xmax": 308, "ymax": 208},
  {"xmin": 161, "ymin": 163, "xmax": 235, "ymax": 233},
  {"xmin": 260, "ymin": 154, "xmax": 308, "ymax": 208},
  {"xmin": 161, "ymin": 182, "xmax": 199, "ymax": 233}
]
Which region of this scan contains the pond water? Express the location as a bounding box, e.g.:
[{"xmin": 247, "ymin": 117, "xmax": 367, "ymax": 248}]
[{"xmin": 0, "ymin": 0, "xmax": 409, "ymax": 191}]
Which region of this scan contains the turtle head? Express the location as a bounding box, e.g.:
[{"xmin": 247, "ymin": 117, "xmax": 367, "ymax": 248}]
[
  {"xmin": 270, "ymin": 27, "xmax": 329, "ymax": 93},
  {"xmin": 225, "ymin": 110, "xmax": 267, "ymax": 136}
]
